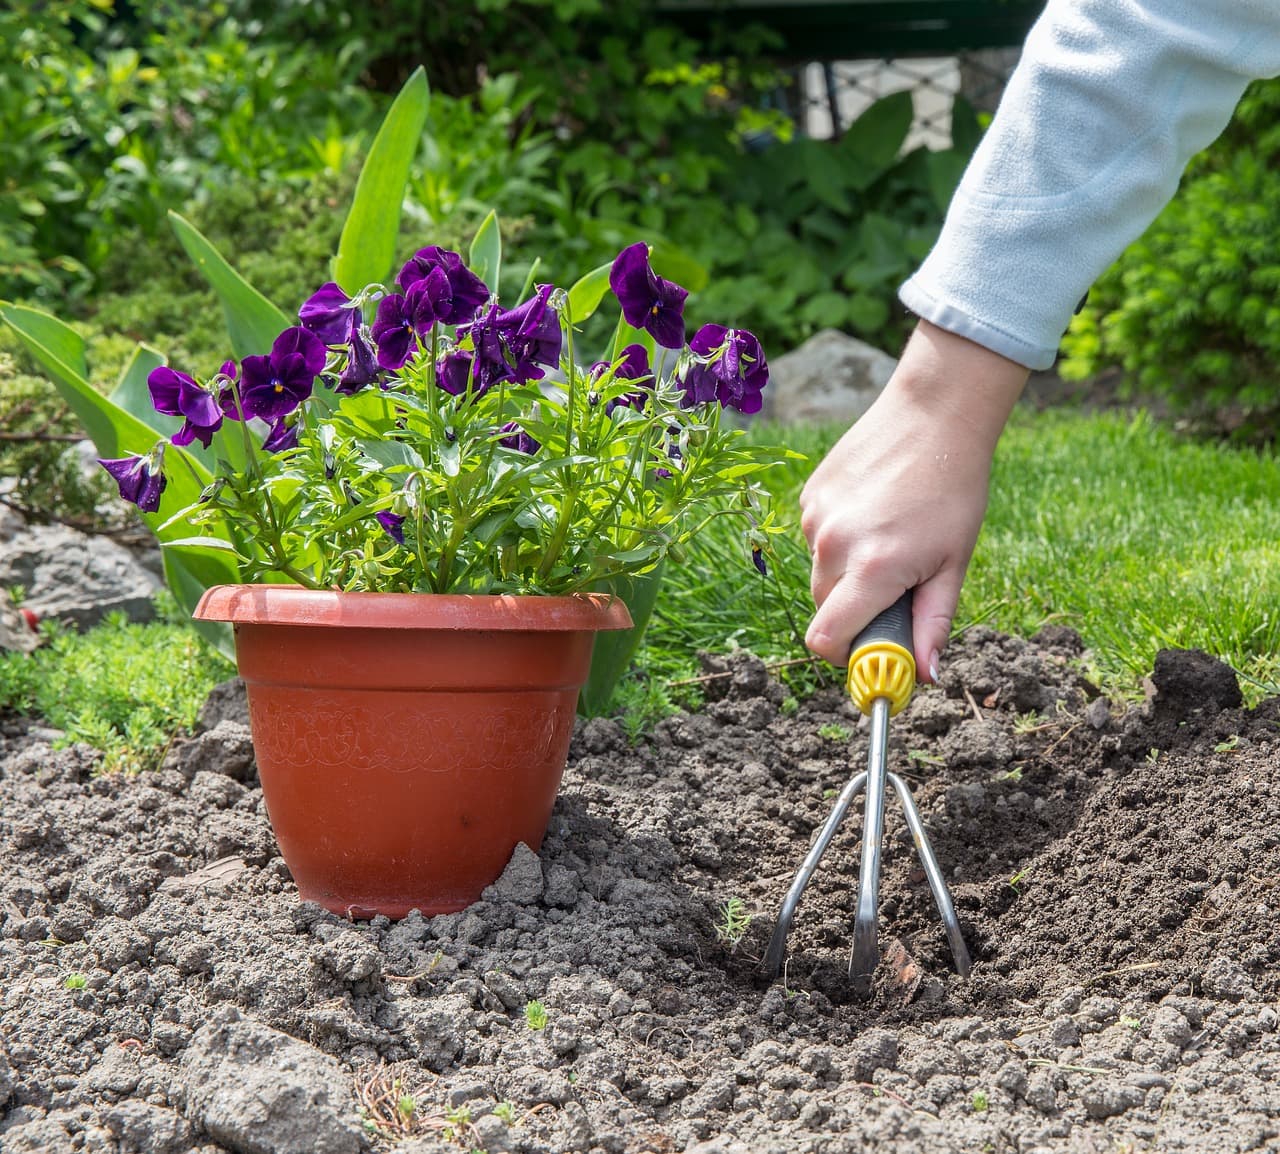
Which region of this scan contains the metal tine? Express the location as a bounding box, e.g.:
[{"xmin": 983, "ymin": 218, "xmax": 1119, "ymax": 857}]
[
  {"xmin": 762, "ymin": 770, "xmax": 868, "ymax": 977},
  {"xmin": 848, "ymin": 696, "xmax": 892, "ymax": 990},
  {"xmin": 887, "ymin": 771, "xmax": 972, "ymax": 977}
]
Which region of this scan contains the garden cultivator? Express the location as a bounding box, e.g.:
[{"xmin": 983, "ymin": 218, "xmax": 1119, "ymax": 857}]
[{"xmin": 764, "ymin": 591, "xmax": 972, "ymax": 992}]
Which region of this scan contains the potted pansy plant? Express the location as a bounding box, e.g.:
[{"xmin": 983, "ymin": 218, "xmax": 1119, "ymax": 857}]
[
  {"xmin": 1, "ymin": 70, "xmax": 790, "ymax": 919},
  {"xmin": 92, "ymin": 237, "xmax": 787, "ymax": 918}
]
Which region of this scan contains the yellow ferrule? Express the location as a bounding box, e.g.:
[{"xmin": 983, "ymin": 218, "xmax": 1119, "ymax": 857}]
[{"xmin": 847, "ymin": 641, "xmax": 916, "ymax": 717}]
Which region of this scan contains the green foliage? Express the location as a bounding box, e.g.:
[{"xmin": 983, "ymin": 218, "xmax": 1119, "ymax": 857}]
[
  {"xmin": 0, "ymin": 597, "xmax": 234, "ymax": 773},
  {"xmin": 0, "ymin": 0, "xmax": 377, "ymax": 301},
  {"xmin": 523, "ymin": 999, "xmax": 549, "ymax": 1030},
  {"xmin": 714, "ymin": 896, "xmax": 753, "ymax": 950},
  {"xmin": 63, "ymin": 973, "xmax": 88, "ymax": 990},
  {"xmin": 1061, "ymin": 78, "xmax": 1280, "ymax": 436},
  {"xmin": 0, "ymin": 333, "xmax": 114, "ymax": 524}
]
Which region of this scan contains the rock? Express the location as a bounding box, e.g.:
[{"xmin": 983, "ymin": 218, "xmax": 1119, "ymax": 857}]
[
  {"xmin": 0, "ymin": 596, "xmax": 40, "ymax": 654},
  {"xmin": 161, "ymin": 721, "xmax": 256, "ymax": 782},
  {"xmin": 198, "ymin": 679, "xmax": 251, "ymax": 731},
  {"xmin": 1149, "ymin": 648, "xmax": 1242, "ymax": 716},
  {"xmin": 847, "ymin": 1027, "xmax": 898, "ymax": 1081},
  {"xmin": 176, "ymin": 1010, "xmax": 363, "ymax": 1154},
  {"xmin": 0, "ymin": 523, "xmax": 162, "ymax": 629},
  {"xmin": 0, "ymin": 1039, "xmax": 13, "ymax": 1107},
  {"xmin": 0, "ymin": 1115, "xmax": 77, "ymax": 1153},
  {"xmin": 1201, "ymin": 955, "xmax": 1257, "ymax": 1002},
  {"xmin": 1081, "ymin": 1082, "xmax": 1146, "ymax": 1119},
  {"xmin": 763, "ymin": 329, "xmax": 896, "ymax": 425},
  {"xmin": 471, "ymin": 1112, "xmax": 511, "ymax": 1152},
  {"xmin": 482, "ymin": 842, "xmax": 544, "ymax": 905},
  {"xmin": 942, "ymin": 720, "xmax": 1015, "ymax": 768},
  {"xmin": 100, "ymin": 1102, "xmax": 194, "ymax": 1154}
]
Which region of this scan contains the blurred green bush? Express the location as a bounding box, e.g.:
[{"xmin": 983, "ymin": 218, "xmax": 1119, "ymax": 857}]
[{"xmin": 1061, "ymin": 78, "xmax": 1280, "ymax": 438}]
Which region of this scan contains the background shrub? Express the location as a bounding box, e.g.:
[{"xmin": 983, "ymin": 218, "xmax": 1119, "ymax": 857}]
[{"xmin": 1061, "ymin": 78, "xmax": 1280, "ymax": 438}]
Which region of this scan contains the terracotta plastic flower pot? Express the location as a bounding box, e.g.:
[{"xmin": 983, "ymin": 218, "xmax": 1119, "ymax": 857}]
[{"xmin": 194, "ymin": 585, "xmax": 632, "ymax": 918}]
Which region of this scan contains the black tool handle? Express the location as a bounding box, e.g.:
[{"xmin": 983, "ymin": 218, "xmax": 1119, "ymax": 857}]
[{"xmin": 850, "ymin": 589, "xmax": 914, "ymax": 662}]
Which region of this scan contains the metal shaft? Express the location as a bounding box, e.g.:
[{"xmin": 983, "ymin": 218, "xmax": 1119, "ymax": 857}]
[{"xmin": 849, "ymin": 695, "xmax": 891, "ymax": 986}]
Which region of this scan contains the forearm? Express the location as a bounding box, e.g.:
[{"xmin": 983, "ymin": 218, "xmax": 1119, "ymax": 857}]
[{"xmin": 903, "ymin": 0, "xmax": 1280, "ymax": 369}]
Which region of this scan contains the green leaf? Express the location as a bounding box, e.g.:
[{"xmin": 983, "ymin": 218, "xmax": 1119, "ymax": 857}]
[
  {"xmin": 950, "ymin": 95, "xmax": 983, "ymax": 157},
  {"xmin": 108, "ymin": 343, "xmax": 170, "ymax": 431},
  {"xmin": 925, "ymin": 148, "xmax": 970, "ymax": 214},
  {"xmin": 650, "ymin": 242, "xmax": 708, "ymax": 294},
  {"xmin": 162, "ymin": 549, "xmax": 235, "ymax": 659},
  {"xmin": 579, "ymin": 561, "xmax": 665, "ymax": 717},
  {"xmin": 168, "ymin": 212, "xmax": 290, "ymax": 360},
  {"xmin": 469, "ymin": 209, "xmax": 501, "ymax": 296},
  {"xmin": 839, "ymin": 91, "xmax": 913, "ymax": 188},
  {"xmin": 334, "ymin": 66, "xmax": 430, "ymax": 292},
  {"xmin": 802, "ymin": 140, "xmax": 852, "ymax": 215},
  {"xmin": 566, "ymin": 261, "xmax": 613, "ymax": 324},
  {"xmin": 0, "ymin": 303, "xmax": 87, "ymax": 381},
  {"xmin": 160, "ymin": 536, "xmax": 241, "ymax": 552},
  {"xmin": 0, "ymin": 302, "xmax": 240, "ymax": 648}
]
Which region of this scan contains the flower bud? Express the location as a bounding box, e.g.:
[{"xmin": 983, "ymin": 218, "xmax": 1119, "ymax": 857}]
[{"xmin": 587, "ymin": 390, "xmax": 600, "ymax": 407}]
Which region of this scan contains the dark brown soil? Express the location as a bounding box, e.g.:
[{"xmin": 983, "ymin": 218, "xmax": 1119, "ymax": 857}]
[{"xmin": 2, "ymin": 627, "xmax": 1278, "ymax": 1154}]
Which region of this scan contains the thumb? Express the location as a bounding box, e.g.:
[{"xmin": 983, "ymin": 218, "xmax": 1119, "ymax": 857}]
[{"xmin": 911, "ymin": 566, "xmax": 965, "ymax": 684}]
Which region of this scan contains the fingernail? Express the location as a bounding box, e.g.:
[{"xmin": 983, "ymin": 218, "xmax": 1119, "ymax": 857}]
[{"xmin": 928, "ymin": 650, "xmax": 941, "ymax": 683}]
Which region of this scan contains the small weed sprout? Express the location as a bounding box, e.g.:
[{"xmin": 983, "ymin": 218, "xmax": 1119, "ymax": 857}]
[
  {"xmin": 908, "ymin": 749, "xmax": 944, "ymax": 767},
  {"xmin": 1008, "ymin": 868, "xmax": 1031, "ymax": 894},
  {"xmin": 1120, "ymin": 1014, "xmax": 1141, "ymax": 1030},
  {"xmin": 715, "ymin": 897, "xmax": 753, "ymax": 950},
  {"xmin": 1214, "ymin": 735, "xmax": 1240, "ymax": 753},
  {"xmin": 1012, "ymin": 711, "xmax": 1042, "ymax": 734},
  {"xmin": 64, "ymin": 973, "xmax": 87, "ymax": 990},
  {"xmin": 396, "ymin": 1093, "xmax": 417, "ymax": 1123},
  {"xmin": 998, "ymin": 765, "xmax": 1024, "ymax": 784},
  {"xmin": 971, "ymin": 1089, "xmax": 989, "ymax": 1112},
  {"xmin": 780, "ymin": 696, "xmax": 799, "ymax": 717},
  {"xmin": 524, "ymin": 999, "xmax": 549, "ymax": 1030},
  {"xmin": 493, "ymin": 1101, "xmax": 518, "ymax": 1126},
  {"xmin": 1146, "ymin": 747, "xmax": 1160, "ymax": 764},
  {"xmin": 442, "ymin": 1105, "xmax": 471, "ymax": 1142},
  {"xmin": 818, "ymin": 722, "xmax": 851, "ymax": 742}
]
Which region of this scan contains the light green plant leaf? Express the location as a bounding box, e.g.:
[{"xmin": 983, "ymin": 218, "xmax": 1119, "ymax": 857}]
[
  {"xmin": 108, "ymin": 343, "xmax": 171, "ymax": 432},
  {"xmin": 566, "ymin": 261, "xmax": 613, "ymax": 324},
  {"xmin": 0, "ymin": 302, "xmax": 88, "ymax": 381},
  {"xmin": 333, "ymin": 66, "xmax": 430, "ymax": 292},
  {"xmin": 579, "ymin": 561, "xmax": 665, "ymax": 717},
  {"xmin": 469, "ymin": 209, "xmax": 501, "ymax": 296},
  {"xmin": 168, "ymin": 212, "xmax": 291, "ymax": 360}
]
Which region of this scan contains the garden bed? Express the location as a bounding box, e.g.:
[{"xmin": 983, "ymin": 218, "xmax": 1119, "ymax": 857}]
[{"xmin": 2, "ymin": 626, "xmax": 1278, "ymax": 1153}]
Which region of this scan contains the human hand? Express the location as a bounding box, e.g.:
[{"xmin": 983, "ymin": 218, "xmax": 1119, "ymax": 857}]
[{"xmin": 800, "ymin": 321, "xmax": 1029, "ymax": 681}]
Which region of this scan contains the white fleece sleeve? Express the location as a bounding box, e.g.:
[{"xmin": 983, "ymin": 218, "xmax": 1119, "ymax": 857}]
[{"xmin": 899, "ymin": 0, "xmax": 1280, "ymax": 369}]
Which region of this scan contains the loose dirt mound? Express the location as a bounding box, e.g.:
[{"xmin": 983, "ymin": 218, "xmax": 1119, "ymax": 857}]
[{"xmin": 2, "ymin": 627, "xmax": 1278, "ymax": 1153}]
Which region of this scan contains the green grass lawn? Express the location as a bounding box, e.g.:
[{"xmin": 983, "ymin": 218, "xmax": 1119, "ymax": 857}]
[
  {"xmin": 644, "ymin": 406, "xmax": 1280, "ymax": 706},
  {"xmin": 3, "ymin": 405, "xmax": 1278, "ymax": 763}
]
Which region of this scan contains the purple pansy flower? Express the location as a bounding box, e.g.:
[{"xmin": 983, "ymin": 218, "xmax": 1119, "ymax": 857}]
[
  {"xmin": 371, "ymin": 272, "xmax": 456, "ymax": 371},
  {"xmin": 337, "ymin": 326, "xmax": 379, "ymax": 394},
  {"xmin": 498, "ymin": 422, "xmax": 540, "ymax": 455},
  {"xmin": 147, "ymin": 365, "xmax": 223, "ymax": 448},
  {"xmin": 436, "ymin": 349, "xmax": 474, "ymax": 396},
  {"xmin": 396, "ymin": 246, "xmax": 490, "ymax": 325},
  {"xmin": 375, "ymin": 510, "xmax": 406, "ymax": 544},
  {"xmin": 298, "ymin": 282, "xmax": 359, "ymax": 345},
  {"xmin": 462, "ymin": 285, "xmax": 562, "ymax": 394},
  {"xmin": 262, "ymin": 417, "xmax": 298, "ymax": 453},
  {"xmin": 238, "ymin": 327, "xmax": 326, "ymax": 422},
  {"xmin": 679, "ymin": 324, "xmax": 770, "ymax": 414},
  {"xmin": 98, "ymin": 451, "xmax": 167, "ymax": 513},
  {"xmin": 608, "ymin": 243, "xmax": 688, "ymax": 350},
  {"xmin": 591, "ymin": 343, "xmax": 652, "ymax": 415}
]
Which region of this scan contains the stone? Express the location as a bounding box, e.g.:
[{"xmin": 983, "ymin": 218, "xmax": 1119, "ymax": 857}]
[
  {"xmin": 161, "ymin": 721, "xmax": 256, "ymax": 782},
  {"xmin": 0, "ymin": 596, "xmax": 39, "ymax": 655},
  {"xmin": 198, "ymin": 678, "xmax": 251, "ymax": 731},
  {"xmin": 0, "ymin": 523, "xmax": 162, "ymax": 629},
  {"xmin": 175, "ymin": 1009, "xmax": 363, "ymax": 1154},
  {"xmin": 1201, "ymin": 955, "xmax": 1257, "ymax": 1002},
  {"xmin": 762, "ymin": 329, "xmax": 896, "ymax": 425},
  {"xmin": 481, "ymin": 842, "xmax": 544, "ymax": 905}
]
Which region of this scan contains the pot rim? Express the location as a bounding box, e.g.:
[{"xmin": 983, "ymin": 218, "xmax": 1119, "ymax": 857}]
[{"xmin": 192, "ymin": 584, "xmax": 634, "ymax": 632}]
